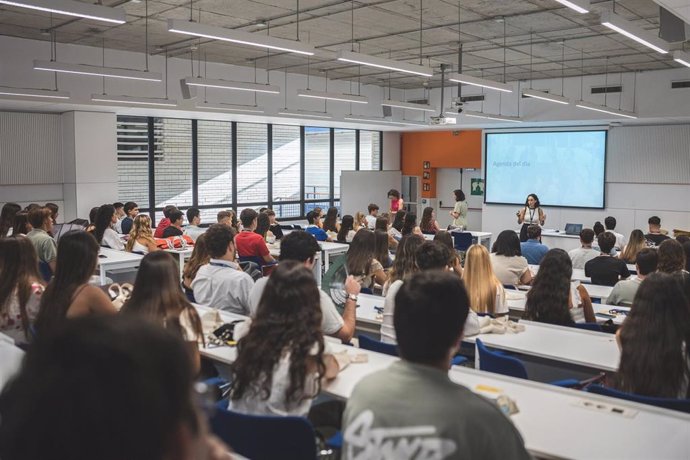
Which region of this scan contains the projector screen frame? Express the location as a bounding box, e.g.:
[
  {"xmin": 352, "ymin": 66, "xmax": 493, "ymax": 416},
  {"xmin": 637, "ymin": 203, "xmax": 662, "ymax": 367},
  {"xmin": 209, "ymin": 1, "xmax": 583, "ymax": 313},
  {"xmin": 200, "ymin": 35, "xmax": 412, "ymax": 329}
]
[{"xmin": 483, "ymin": 128, "xmax": 608, "ymax": 210}]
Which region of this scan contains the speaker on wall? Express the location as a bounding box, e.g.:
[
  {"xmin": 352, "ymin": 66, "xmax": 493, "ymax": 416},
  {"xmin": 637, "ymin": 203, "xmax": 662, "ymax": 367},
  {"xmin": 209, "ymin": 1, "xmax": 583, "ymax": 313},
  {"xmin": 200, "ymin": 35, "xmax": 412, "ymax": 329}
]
[
  {"xmin": 659, "ymin": 7, "xmax": 687, "ymax": 42},
  {"xmin": 382, "ymin": 106, "xmax": 392, "ymax": 117}
]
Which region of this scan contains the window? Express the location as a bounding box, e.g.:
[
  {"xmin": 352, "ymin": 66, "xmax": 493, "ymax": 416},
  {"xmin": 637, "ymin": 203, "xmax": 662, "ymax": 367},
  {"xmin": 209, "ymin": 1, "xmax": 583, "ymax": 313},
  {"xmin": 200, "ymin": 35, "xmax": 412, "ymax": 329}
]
[
  {"xmin": 304, "ymin": 127, "xmax": 330, "ymax": 202},
  {"xmin": 116, "ymin": 116, "xmax": 149, "ymax": 208},
  {"xmin": 359, "ymin": 130, "xmax": 381, "ymax": 170},
  {"xmin": 153, "ymin": 118, "xmax": 193, "ymax": 209},
  {"xmin": 199, "ymin": 207, "xmax": 233, "ymax": 226},
  {"xmin": 273, "ymin": 203, "xmax": 301, "ymax": 219},
  {"xmin": 272, "ymin": 125, "xmax": 301, "ymax": 203},
  {"xmin": 333, "ymin": 128, "xmax": 356, "ymax": 199},
  {"xmin": 236, "ymin": 123, "xmax": 268, "ymax": 204},
  {"xmin": 197, "ymin": 120, "xmax": 233, "ymax": 207}
]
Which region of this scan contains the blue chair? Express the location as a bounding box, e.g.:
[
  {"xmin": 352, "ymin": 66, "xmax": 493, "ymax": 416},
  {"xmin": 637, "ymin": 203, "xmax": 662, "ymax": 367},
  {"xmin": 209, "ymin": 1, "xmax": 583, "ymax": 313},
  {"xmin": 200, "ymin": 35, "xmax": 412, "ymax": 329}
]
[
  {"xmin": 573, "ymin": 323, "xmax": 603, "ymax": 332},
  {"xmin": 38, "ymin": 261, "xmax": 52, "ymax": 282},
  {"xmin": 452, "ymin": 231, "xmax": 473, "ymax": 252},
  {"xmin": 586, "ymin": 384, "xmax": 690, "ymax": 413},
  {"xmin": 210, "ymin": 402, "xmax": 321, "ymax": 460},
  {"xmin": 358, "ymin": 335, "xmax": 468, "ymax": 365}
]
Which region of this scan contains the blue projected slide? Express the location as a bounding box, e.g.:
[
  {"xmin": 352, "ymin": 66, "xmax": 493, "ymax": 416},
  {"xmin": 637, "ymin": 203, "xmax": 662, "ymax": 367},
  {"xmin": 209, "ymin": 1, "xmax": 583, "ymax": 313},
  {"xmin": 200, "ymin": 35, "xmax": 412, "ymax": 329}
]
[{"xmin": 485, "ymin": 130, "xmax": 606, "ymax": 208}]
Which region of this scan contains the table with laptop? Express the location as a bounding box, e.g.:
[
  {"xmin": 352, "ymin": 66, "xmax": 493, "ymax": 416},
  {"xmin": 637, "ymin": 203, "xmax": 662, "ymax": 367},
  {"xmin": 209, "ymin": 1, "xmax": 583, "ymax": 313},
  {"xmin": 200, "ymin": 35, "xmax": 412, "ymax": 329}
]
[{"xmin": 540, "ymin": 223, "xmax": 583, "ymax": 251}]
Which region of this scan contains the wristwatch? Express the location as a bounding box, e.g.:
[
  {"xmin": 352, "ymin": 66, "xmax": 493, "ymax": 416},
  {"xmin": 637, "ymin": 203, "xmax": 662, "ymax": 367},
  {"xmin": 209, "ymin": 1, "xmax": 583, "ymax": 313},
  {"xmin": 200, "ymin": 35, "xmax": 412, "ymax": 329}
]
[{"xmin": 347, "ymin": 293, "xmax": 358, "ymax": 302}]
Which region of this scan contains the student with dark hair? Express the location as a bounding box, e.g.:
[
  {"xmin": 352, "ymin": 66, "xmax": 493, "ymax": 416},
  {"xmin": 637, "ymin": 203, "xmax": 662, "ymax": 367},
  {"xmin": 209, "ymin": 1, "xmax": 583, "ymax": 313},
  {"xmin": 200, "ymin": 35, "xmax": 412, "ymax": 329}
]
[
  {"xmin": 112, "ymin": 202, "xmax": 125, "ymax": 232},
  {"xmin": 312, "ymin": 207, "xmax": 325, "ymax": 228},
  {"xmin": 614, "ymin": 272, "xmax": 690, "ymax": 399},
  {"xmin": 375, "ymin": 216, "xmax": 398, "ymax": 250},
  {"xmin": 161, "ymin": 210, "xmax": 184, "ymax": 238},
  {"xmin": 490, "ymin": 230, "xmax": 532, "ymax": 286},
  {"xmin": 122, "ymin": 251, "xmax": 204, "ymax": 374},
  {"xmin": 607, "ymin": 248, "xmax": 658, "ymax": 306},
  {"xmin": 520, "ymin": 224, "xmax": 549, "ymax": 265},
  {"xmin": 11, "ymin": 212, "xmax": 30, "ymax": 237},
  {"xmin": 620, "ymin": 229, "xmax": 647, "ymax": 263},
  {"xmin": 182, "ymin": 233, "xmax": 210, "ymax": 300},
  {"xmin": 323, "ymin": 207, "xmax": 340, "ymax": 233},
  {"xmin": 337, "ymin": 215, "xmax": 356, "ymax": 243},
  {"xmin": 35, "ymin": 231, "xmax": 116, "ymax": 335},
  {"xmin": 517, "ymin": 193, "xmax": 545, "ymax": 242},
  {"xmin": 449, "ymin": 189, "xmax": 468, "ymax": 229},
  {"xmin": 216, "ymin": 210, "xmax": 232, "ymax": 226},
  {"xmin": 0, "ymin": 237, "xmax": 44, "ymax": 345},
  {"xmin": 230, "ymin": 262, "xmax": 345, "ymax": 416},
  {"xmin": 374, "ymin": 229, "xmax": 392, "ymax": 269},
  {"xmin": 120, "ymin": 201, "xmax": 139, "ymax": 235},
  {"xmin": 347, "ymin": 229, "xmax": 387, "ymax": 290},
  {"xmin": 26, "ymin": 207, "xmax": 57, "ymax": 273},
  {"xmin": 305, "ymin": 210, "xmax": 331, "ymax": 242},
  {"xmin": 645, "ymin": 216, "xmax": 670, "ymax": 247},
  {"xmin": 0, "ymin": 315, "xmax": 230, "ymax": 460},
  {"xmin": 364, "ymin": 203, "xmax": 379, "ymax": 229},
  {"xmin": 419, "ymin": 206, "xmax": 441, "ymax": 235},
  {"xmin": 433, "ymin": 231, "xmax": 463, "ymax": 278},
  {"xmin": 568, "ymin": 228, "xmax": 599, "ymax": 269},
  {"xmin": 153, "ymin": 205, "xmax": 178, "ymax": 238},
  {"xmin": 191, "ymin": 224, "xmax": 253, "ymax": 314},
  {"xmin": 657, "ymin": 239, "xmax": 686, "ymax": 274},
  {"xmin": 184, "ymin": 207, "xmax": 205, "ymax": 242},
  {"xmin": 585, "ymin": 232, "xmax": 630, "ymax": 286},
  {"xmin": 85, "ymin": 206, "xmax": 99, "ymax": 233},
  {"xmin": 23, "ymin": 204, "xmax": 40, "ymax": 213},
  {"xmin": 94, "ymin": 204, "xmax": 125, "ymax": 250},
  {"xmin": 604, "ymin": 216, "xmax": 625, "ymax": 249},
  {"xmin": 44, "ymin": 203, "xmax": 59, "ymax": 225},
  {"xmin": 0, "ymin": 203, "xmax": 21, "ymax": 237},
  {"xmin": 343, "ymin": 271, "xmax": 530, "ymax": 460},
  {"xmin": 389, "ymin": 209, "xmax": 406, "ymax": 241},
  {"xmin": 524, "ymin": 249, "xmax": 595, "ymax": 326},
  {"xmin": 264, "ymin": 209, "xmax": 284, "ymax": 240},
  {"xmin": 683, "ymin": 241, "xmax": 690, "ymax": 273},
  {"xmin": 400, "ymin": 213, "xmax": 421, "ymax": 237},
  {"xmin": 249, "ymin": 231, "xmax": 358, "ymax": 343},
  {"xmin": 387, "ymin": 189, "xmax": 403, "ymax": 215},
  {"xmin": 254, "ymin": 212, "xmax": 274, "ymax": 242},
  {"xmin": 234, "ymin": 208, "xmax": 275, "ymax": 265}
]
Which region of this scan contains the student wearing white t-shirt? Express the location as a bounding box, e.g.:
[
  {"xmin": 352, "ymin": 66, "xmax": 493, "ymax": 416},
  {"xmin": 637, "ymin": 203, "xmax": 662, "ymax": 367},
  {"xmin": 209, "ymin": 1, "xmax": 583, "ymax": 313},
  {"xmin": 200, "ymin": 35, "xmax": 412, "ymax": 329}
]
[
  {"xmin": 464, "ymin": 244, "xmax": 508, "ymax": 317},
  {"xmin": 605, "ymin": 216, "xmax": 626, "ymax": 250},
  {"xmin": 94, "ymin": 204, "xmax": 125, "ymax": 251}
]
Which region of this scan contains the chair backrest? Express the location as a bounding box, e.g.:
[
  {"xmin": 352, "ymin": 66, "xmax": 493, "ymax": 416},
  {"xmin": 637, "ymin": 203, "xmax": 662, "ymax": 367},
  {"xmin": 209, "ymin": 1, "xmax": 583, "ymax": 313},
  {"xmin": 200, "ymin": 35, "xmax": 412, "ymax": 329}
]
[
  {"xmin": 321, "ymin": 254, "xmax": 348, "ymax": 312},
  {"xmin": 38, "ymin": 261, "xmax": 52, "ymax": 283},
  {"xmin": 358, "ymin": 334, "xmax": 398, "ymax": 357},
  {"xmin": 452, "ymin": 232, "xmax": 473, "ymax": 251},
  {"xmin": 572, "ymin": 322, "xmax": 603, "ymax": 332},
  {"xmin": 586, "ymin": 384, "xmax": 690, "ymax": 413},
  {"xmin": 210, "ymin": 404, "xmax": 318, "ymax": 460},
  {"xmin": 238, "ymin": 255, "xmax": 265, "ymax": 268},
  {"xmin": 475, "ymin": 338, "xmax": 529, "ymax": 379}
]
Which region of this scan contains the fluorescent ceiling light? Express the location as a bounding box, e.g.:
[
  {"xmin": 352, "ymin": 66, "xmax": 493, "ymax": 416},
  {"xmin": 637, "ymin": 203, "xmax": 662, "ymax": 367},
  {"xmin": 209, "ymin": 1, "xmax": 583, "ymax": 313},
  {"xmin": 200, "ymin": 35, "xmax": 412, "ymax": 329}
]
[
  {"xmin": 463, "ymin": 110, "xmax": 522, "ymax": 123},
  {"xmin": 522, "ymin": 89, "xmax": 570, "ymax": 105},
  {"xmin": 34, "ymin": 60, "xmax": 161, "ymax": 81},
  {"xmin": 196, "ymin": 102, "xmax": 265, "ymax": 113},
  {"xmin": 344, "ymin": 115, "xmax": 419, "ymax": 126},
  {"xmin": 0, "ymin": 86, "xmax": 70, "ymax": 99},
  {"xmin": 447, "ymin": 73, "xmax": 513, "ymax": 93},
  {"xmin": 381, "ymin": 99, "xmax": 435, "ymax": 112},
  {"xmin": 278, "ymin": 109, "xmax": 332, "ymax": 119},
  {"xmin": 184, "ymin": 77, "xmax": 279, "ymax": 94},
  {"xmin": 553, "ymin": 0, "xmax": 589, "ymax": 14},
  {"xmin": 168, "ymin": 19, "xmax": 315, "ymax": 56},
  {"xmin": 600, "ymin": 12, "xmax": 669, "ymax": 55},
  {"xmin": 673, "ymin": 50, "xmax": 690, "ymax": 68},
  {"xmin": 0, "ymin": 0, "xmax": 126, "ymax": 24},
  {"xmin": 297, "ymin": 89, "xmax": 368, "ymax": 104},
  {"xmin": 337, "ymin": 50, "xmax": 433, "ymax": 77},
  {"xmin": 575, "ymin": 100, "xmax": 637, "ymax": 119},
  {"xmin": 91, "ymin": 94, "xmax": 177, "ymax": 107}
]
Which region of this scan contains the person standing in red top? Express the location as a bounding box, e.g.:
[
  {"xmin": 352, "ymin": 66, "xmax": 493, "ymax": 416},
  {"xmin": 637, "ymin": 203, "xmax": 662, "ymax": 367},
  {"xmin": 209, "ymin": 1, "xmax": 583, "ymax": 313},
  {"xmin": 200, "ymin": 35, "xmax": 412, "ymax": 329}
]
[
  {"xmin": 387, "ymin": 189, "xmax": 404, "ymax": 215},
  {"xmin": 154, "ymin": 205, "xmax": 178, "ymax": 238},
  {"xmin": 234, "ymin": 209, "xmax": 276, "ymax": 266}
]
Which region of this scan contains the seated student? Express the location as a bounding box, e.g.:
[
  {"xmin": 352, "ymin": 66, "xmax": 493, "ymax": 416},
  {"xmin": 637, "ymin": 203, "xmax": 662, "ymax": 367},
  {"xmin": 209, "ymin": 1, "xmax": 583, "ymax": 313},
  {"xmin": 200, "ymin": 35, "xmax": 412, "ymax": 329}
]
[
  {"xmin": 254, "ymin": 212, "xmax": 275, "ymax": 243},
  {"xmin": 229, "ymin": 261, "xmax": 346, "ymax": 417},
  {"xmin": 120, "ymin": 201, "xmax": 138, "ymax": 235},
  {"xmin": 26, "ymin": 207, "xmax": 57, "ymax": 273},
  {"xmin": 520, "ymin": 224, "xmax": 549, "ymax": 265},
  {"xmin": 0, "ymin": 237, "xmax": 44, "ymax": 345},
  {"xmin": 0, "ymin": 202, "xmax": 21, "ymax": 237},
  {"xmin": 323, "ymin": 206, "xmax": 340, "ymax": 233},
  {"xmin": 10, "ymin": 211, "xmax": 30, "ymax": 237},
  {"xmin": 113, "ymin": 202, "xmax": 125, "ymax": 233},
  {"xmin": 605, "ymin": 216, "xmax": 625, "ymax": 250},
  {"xmin": 249, "ymin": 231, "xmax": 357, "ymax": 344},
  {"xmin": 364, "ymin": 203, "xmax": 379, "ymax": 230},
  {"xmin": 94, "ymin": 204, "xmax": 125, "ymax": 250},
  {"xmin": 34, "ymin": 231, "xmax": 116, "ymax": 335},
  {"xmin": 464, "ymin": 244, "xmax": 508, "ymax": 317},
  {"xmin": 85, "ymin": 206, "xmax": 99, "ymax": 233},
  {"xmin": 337, "ymin": 215, "xmax": 357, "ymax": 243},
  {"xmin": 585, "ymin": 232, "xmax": 630, "ymax": 286},
  {"xmin": 619, "ymin": 229, "xmax": 647, "ymax": 263},
  {"xmin": 265, "ymin": 209, "xmax": 284, "ymax": 240},
  {"xmin": 45, "ymin": 202, "xmax": 59, "ymax": 225},
  {"xmin": 568, "ymin": 228, "xmax": 599, "ymax": 269},
  {"xmin": 181, "ymin": 233, "xmax": 209, "ymax": 301},
  {"xmin": 305, "ymin": 210, "xmax": 332, "ymax": 242},
  {"xmin": 0, "ymin": 315, "xmax": 230, "ymax": 460},
  {"xmin": 657, "ymin": 239, "xmax": 687, "ymax": 274},
  {"xmin": 400, "ymin": 213, "xmax": 422, "ymax": 237},
  {"xmin": 342, "ymin": 271, "xmax": 531, "ymax": 460},
  {"xmin": 161, "ymin": 210, "xmax": 184, "ymax": 238},
  {"xmin": 183, "ymin": 207, "xmax": 205, "ymax": 242},
  {"xmin": 125, "ymin": 215, "xmax": 159, "ymax": 255},
  {"xmin": 606, "ymin": 248, "xmax": 657, "ymax": 306},
  {"xmin": 121, "ymin": 251, "xmax": 204, "ymax": 375},
  {"xmin": 389, "ymin": 210, "xmax": 406, "ymax": 242},
  {"xmin": 419, "ymin": 206, "xmax": 441, "ymax": 235},
  {"xmin": 312, "ymin": 206, "xmax": 325, "ymax": 228},
  {"xmin": 216, "ymin": 210, "xmax": 233, "ymax": 227},
  {"xmin": 354, "ymin": 211, "xmax": 368, "ymax": 230},
  {"xmin": 347, "ymin": 230, "xmax": 388, "ymax": 291},
  {"xmin": 524, "ymin": 249, "xmax": 596, "ymax": 325},
  {"xmin": 191, "ymin": 224, "xmax": 253, "ymax": 315},
  {"xmin": 374, "ymin": 230, "xmax": 393, "ymax": 270},
  {"xmin": 614, "ymin": 272, "xmax": 690, "ymax": 399},
  {"xmin": 154, "ymin": 205, "xmax": 177, "ymax": 239},
  {"xmin": 490, "ymin": 230, "xmax": 532, "ymax": 286},
  {"xmin": 234, "ymin": 209, "xmax": 276, "ymax": 265},
  {"xmin": 433, "ymin": 231, "xmax": 463, "ymax": 278},
  {"xmin": 375, "ymin": 216, "xmax": 398, "ymax": 251},
  {"xmin": 645, "ymin": 215, "xmax": 670, "ymax": 247}
]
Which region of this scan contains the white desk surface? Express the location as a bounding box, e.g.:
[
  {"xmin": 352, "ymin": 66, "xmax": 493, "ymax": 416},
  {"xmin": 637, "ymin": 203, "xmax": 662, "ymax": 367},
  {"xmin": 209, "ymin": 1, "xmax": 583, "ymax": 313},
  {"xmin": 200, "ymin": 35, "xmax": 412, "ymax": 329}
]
[
  {"xmin": 423, "ymin": 231, "xmax": 492, "ymax": 240},
  {"xmin": 529, "ymin": 264, "xmax": 591, "ymax": 283},
  {"xmin": 98, "ymin": 248, "xmax": 143, "ymax": 266},
  {"xmin": 541, "ymin": 230, "xmax": 580, "ymax": 239},
  {"xmin": 518, "ymin": 282, "xmax": 613, "ymax": 300},
  {"xmin": 164, "ymin": 247, "xmax": 194, "ymax": 257},
  {"xmin": 319, "ymin": 241, "xmax": 350, "ymax": 252}
]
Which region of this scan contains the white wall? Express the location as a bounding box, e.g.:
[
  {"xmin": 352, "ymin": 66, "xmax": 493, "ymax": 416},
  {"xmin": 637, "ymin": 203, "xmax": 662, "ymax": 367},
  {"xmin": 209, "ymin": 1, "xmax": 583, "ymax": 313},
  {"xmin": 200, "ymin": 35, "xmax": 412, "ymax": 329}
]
[
  {"xmin": 382, "ymin": 132, "xmax": 400, "ymax": 170},
  {"xmin": 436, "ymin": 168, "xmax": 483, "ymax": 230}
]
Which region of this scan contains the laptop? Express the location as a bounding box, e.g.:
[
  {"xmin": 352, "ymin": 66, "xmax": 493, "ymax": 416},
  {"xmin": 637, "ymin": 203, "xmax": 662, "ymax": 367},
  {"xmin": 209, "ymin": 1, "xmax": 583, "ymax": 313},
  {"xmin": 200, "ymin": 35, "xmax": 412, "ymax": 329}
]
[{"xmin": 564, "ymin": 223, "xmax": 583, "ymax": 236}]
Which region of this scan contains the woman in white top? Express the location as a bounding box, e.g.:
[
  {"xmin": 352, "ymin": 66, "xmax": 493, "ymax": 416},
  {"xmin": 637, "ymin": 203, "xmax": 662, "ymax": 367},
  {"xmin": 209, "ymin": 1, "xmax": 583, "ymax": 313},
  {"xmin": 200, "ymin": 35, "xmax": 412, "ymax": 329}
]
[
  {"xmin": 336, "ymin": 215, "xmax": 357, "ymax": 243},
  {"xmin": 464, "ymin": 244, "xmax": 508, "ymax": 316},
  {"xmin": 125, "ymin": 214, "xmax": 160, "ymax": 254},
  {"xmin": 490, "ymin": 230, "xmax": 533, "ymax": 286},
  {"xmin": 517, "ymin": 193, "xmax": 545, "ymax": 242},
  {"xmin": 346, "ymin": 230, "xmax": 388, "ymax": 290},
  {"xmin": 94, "ymin": 204, "xmax": 125, "ymax": 250},
  {"xmin": 449, "ymin": 189, "xmax": 468, "ymax": 229},
  {"xmin": 229, "ymin": 261, "xmax": 345, "ymax": 416}
]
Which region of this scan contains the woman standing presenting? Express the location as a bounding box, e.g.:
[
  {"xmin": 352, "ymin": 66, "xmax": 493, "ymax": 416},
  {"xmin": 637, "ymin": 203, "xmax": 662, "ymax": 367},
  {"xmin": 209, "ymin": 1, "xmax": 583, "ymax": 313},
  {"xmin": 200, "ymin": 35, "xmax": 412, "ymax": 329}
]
[
  {"xmin": 517, "ymin": 193, "xmax": 545, "ymax": 242},
  {"xmin": 449, "ymin": 189, "xmax": 468, "ymax": 230},
  {"xmin": 387, "ymin": 189, "xmax": 404, "ymax": 214}
]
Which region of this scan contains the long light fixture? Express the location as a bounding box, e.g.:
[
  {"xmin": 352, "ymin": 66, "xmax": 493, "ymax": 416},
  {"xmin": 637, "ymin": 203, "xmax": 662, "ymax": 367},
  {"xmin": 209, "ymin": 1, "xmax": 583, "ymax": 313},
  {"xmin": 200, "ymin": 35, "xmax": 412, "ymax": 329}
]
[
  {"xmin": 168, "ymin": 19, "xmax": 315, "ymax": 56},
  {"xmin": 447, "ymin": 73, "xmax": 513, "ymax": 93},
  {"xmin": 673, "ymin": 50, "xmax": 690, "ymax": 68},
  {"xmin": 196, "ymin": 102, "xmax": 265, "ymax": 113},
  {"xmin": 600, "ymin": 12, "xmax": 669, "ymax": 55},
  {"xmin": 344, "ymin": 114, "xmax": 421, "ymax": 126},
  {"xmin": 278, "ymin": 109, "xmax": 332, "ymax": 119},
  {"xmin": 184, "ymin": 77, "xmax": 279, "ymax": 94},
  {"xmin": 337, "ymin": 50, "xmax": 433, "ymax": 77},
  {"xmin": 463, "ymin": 110, "xmax": 522, "ymax": 123},
  {"xmin": 34, "ymin": 60, "xmax": 161, "ymax": 81},
  {"xmin": 0, "ymin": 0, "xmax": 126, "ymax": 24},
  {"xmin": 522, "ymin": 89, "xmax": 570, "ymax": 105},
  {"xmin": 0, "ymin": 86, "xmax": 70, "ymax": 99},
  {"xmin": 91, "ymin": 94, "xmax": 177, "ymax": 107},
  {"xmin": 552, "ymin": 0, "xmax": 590, "ymax": 14},
  {"xmin": 381, "ymin": 99, "xmax": 435, "ymax": 112},
  {"xmin": 575, "ymin": 100, "xmax": 637, "ymax": 119},
  {"xmin": 297, "ymin": 89, "xmax": 368, "ymax": 104}
]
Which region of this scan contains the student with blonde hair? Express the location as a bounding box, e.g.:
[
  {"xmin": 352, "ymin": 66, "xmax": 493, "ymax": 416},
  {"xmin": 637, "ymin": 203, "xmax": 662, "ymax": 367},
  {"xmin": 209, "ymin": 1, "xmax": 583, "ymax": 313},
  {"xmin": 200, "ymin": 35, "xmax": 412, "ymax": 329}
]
[
  {"xmin": 125, "ymin": 215, "xmax": 159, "ymax": 254},
  {"xmin": 619, "ymin": 229, "xmax": 647, "ymax": 264},
  {"xmin": 463, "ymin": 244, "xmax": 507, "ymax": 316}
]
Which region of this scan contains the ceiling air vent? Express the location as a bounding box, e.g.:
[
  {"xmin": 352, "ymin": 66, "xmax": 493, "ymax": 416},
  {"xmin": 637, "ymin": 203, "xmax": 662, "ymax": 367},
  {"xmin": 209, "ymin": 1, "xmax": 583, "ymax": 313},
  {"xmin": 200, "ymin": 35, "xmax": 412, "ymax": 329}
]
[
  {"xmin": 460, "ymin": 95, "xmax": 485, "ymax": 102},
  {"xmin": 671, "ymin": 80, "xmax": 690, "ymax": 89},
  {"xmin": 408, "ymin": 99, "xmax": 429, "ymax": 105},
  {"xmin": 591, "ymin": 85, "xmax": 622, "ymax": 94}
]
